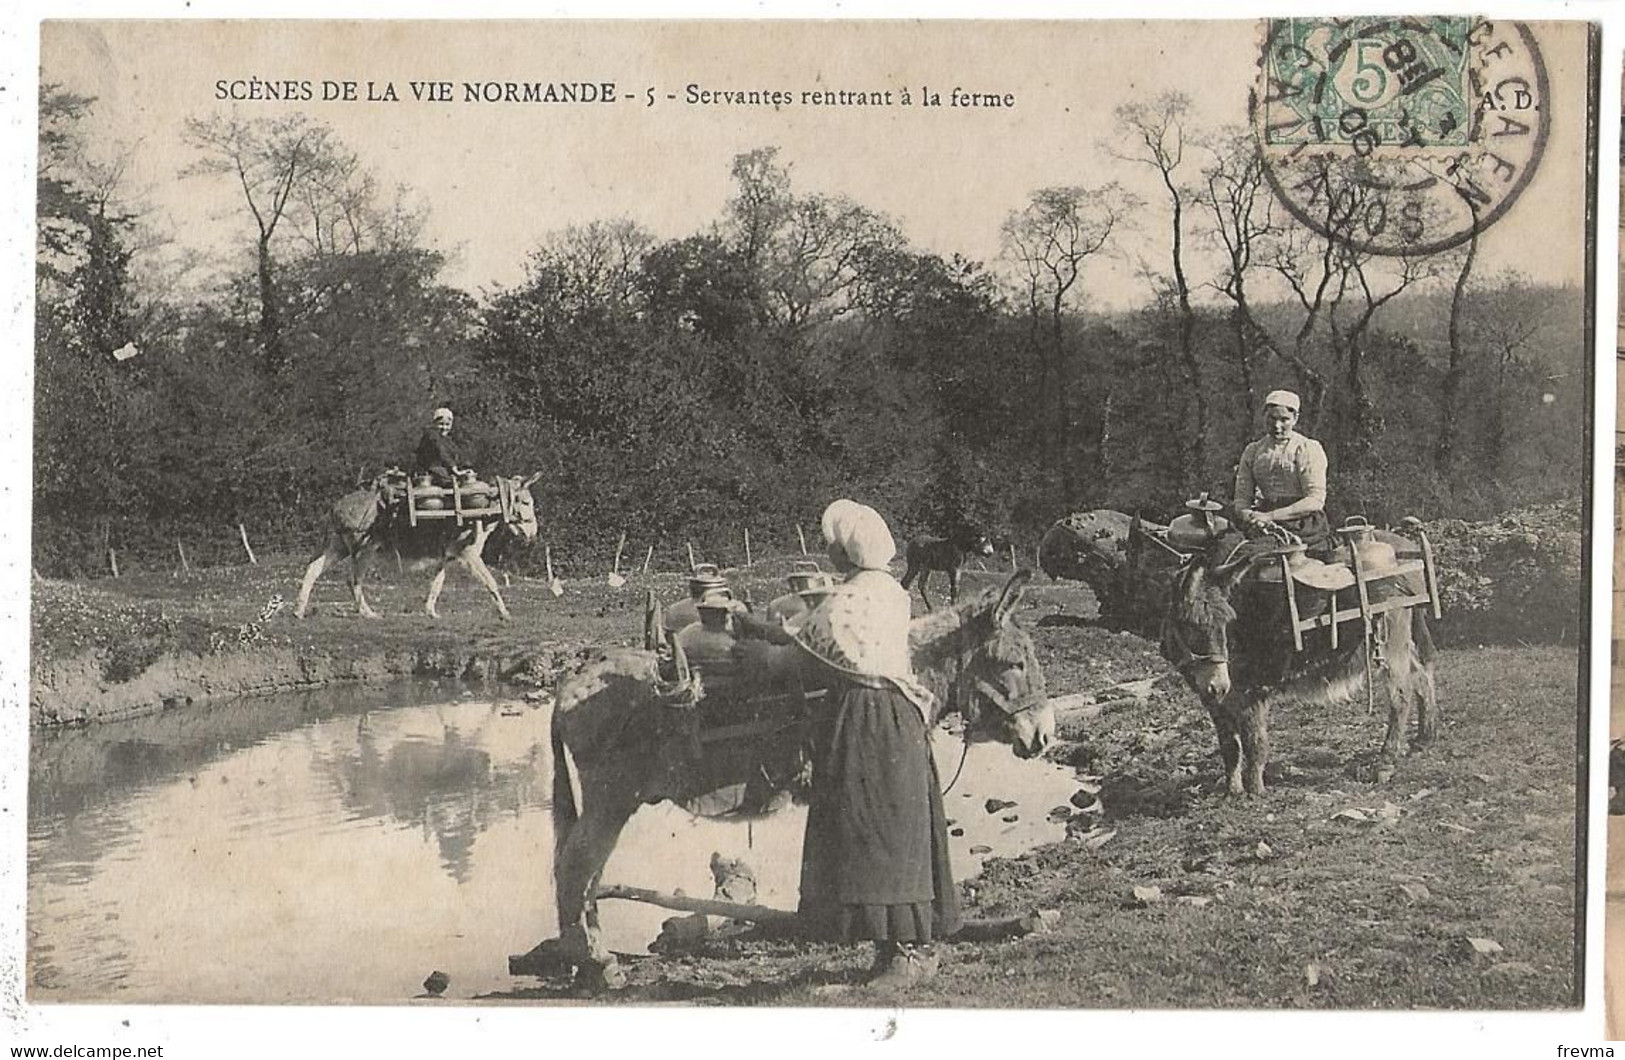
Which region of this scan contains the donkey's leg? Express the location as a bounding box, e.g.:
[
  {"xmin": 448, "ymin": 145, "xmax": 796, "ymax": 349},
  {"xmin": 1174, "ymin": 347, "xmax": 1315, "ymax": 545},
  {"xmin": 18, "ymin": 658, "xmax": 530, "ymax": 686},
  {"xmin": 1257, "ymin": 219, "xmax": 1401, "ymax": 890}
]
[
  {"xmin": 1378, "ymin": 656, "xmax": 1412, "ymax": 773},
  {"xmin": 554, "ymin": 761, "xmax": 643, "ymax": 990},
  {"xmin": 919, "ymin": 572, "xmax": 936, "ymax": 612},
  {"xmin": 460, "ymin": 527, "xmax": 510, "ymax": 620},
  {"xmin": 1238, "ymin": 699, "xmax": 1270, "ymax": 796},
  {"xmin": 1409, "ymin": 613, "xmax": 1441, "ymax": 750},
  {"xmin": 350, "ymin": 545, "xmax": 382, "ymax": 619},
  {"xmin": 463, "ymin": 550, "xmax": 512, "ymax": 621},
  {"xmin": 1412, "ymin": 660, "xmax": 1440, "ymax": 749},
  {"xmin": 423, "ymin": 563, "xmax": 449, "ymax": 618},
  {"xmin": 294, "ymin": 537, "xmax": 340, "ymax": 618},
  {"xmin": 948, "ymin": 566, "xmax": 961, "ymax": 604},
  {"xmin": 1208, "ymin": 702, "xmax": 1244, "ymax": 796},
  {"xmin": 424, "ymin": 541, "xmax": 456, "ymax": 619}
]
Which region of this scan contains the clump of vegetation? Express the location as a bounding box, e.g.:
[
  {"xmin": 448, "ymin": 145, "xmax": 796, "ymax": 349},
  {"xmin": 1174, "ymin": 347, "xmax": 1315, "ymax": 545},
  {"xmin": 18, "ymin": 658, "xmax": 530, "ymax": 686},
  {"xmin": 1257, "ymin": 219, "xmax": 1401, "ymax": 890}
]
[
  {"xmin": 1422, "ymin": 502, "xmax": 1583, "ymax": 646},
  {"xmin": 33, "ymin": 579, "xmax": 223, "ymax": 681}
]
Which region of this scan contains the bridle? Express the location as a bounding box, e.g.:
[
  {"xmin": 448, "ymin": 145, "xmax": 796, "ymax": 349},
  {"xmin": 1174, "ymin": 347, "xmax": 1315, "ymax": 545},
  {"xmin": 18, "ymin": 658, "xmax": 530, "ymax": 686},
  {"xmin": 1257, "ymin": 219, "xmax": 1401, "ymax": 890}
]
[
  {"xmin": 1162, "ymin": 615, "xmax": 1229, "ymax": 674},
  {"xmin": 937, "ymin": 637, "xmax": 1045, "ymax": 796},
  {"xmin": 1162, "ymin": 557, "xmax": 1232, "ymax": 675}
]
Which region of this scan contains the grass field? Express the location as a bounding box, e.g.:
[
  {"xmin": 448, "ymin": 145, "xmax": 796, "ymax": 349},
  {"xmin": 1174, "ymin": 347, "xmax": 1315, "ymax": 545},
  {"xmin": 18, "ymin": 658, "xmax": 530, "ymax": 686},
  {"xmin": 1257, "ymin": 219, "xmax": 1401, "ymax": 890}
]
[{"xmin": 29, "ymin": 553, "xmax": 1586, "ymax": 1008}]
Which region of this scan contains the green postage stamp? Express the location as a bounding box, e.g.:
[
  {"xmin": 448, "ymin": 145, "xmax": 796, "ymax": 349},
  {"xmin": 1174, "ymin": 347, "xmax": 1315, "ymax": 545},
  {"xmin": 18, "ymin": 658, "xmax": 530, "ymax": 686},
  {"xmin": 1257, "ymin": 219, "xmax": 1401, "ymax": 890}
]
[{"xmin": 1261, "ymin": 17, "xmax": 1475, "ymax": 153}]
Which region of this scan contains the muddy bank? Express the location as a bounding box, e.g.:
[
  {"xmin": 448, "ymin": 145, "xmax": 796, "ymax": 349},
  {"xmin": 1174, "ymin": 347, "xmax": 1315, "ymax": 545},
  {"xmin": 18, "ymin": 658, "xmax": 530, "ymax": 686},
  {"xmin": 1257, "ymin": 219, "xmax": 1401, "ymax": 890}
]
[{"xmin": 30, "ymin": 645, "xmax": 541, "ymax": 727}]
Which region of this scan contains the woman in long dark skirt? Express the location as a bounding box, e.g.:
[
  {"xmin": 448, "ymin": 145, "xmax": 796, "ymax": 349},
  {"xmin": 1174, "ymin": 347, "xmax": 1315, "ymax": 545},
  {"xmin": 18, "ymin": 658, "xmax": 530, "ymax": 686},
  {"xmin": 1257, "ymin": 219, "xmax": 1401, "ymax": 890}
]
[{"xmin": 790, "ymin": 499, "xmax": 961, "ymax": 987}]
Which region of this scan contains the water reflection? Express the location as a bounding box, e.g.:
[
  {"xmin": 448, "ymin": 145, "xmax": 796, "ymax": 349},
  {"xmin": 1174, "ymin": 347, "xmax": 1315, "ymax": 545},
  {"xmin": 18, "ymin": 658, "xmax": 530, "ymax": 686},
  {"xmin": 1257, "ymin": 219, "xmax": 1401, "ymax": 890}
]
[
  {"xmin": 314, "ymin": 707, "xmax": 548, "ymax": 884},
  {"xmin": 29, "ymin": 684, "xmax": 1085, "ymax": 1003},
  {"xmin": 29, "ymin": 685, "xmax": 555, "ymax": 1004}
]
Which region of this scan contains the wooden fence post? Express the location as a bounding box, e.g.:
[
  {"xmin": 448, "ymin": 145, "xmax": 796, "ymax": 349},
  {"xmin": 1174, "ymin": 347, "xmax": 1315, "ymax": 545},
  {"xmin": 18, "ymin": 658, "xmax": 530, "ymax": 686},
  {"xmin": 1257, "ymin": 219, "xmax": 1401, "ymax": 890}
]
[
  {"xmin": 107, "ymin": 548, "xmax": 120, "ymax": 579},
  {"xmin": 642, "ymin": 545, "xmax": 654, "ymax": 575},
  {"xmin": 797, "ymin": 524, "xmax": 808, "ymax": 555},
  {"xmin": 239, "ymin": 523, "xmax": 258, "ymax": 565},
  {"xmin": 744, "ymin": 528, "xmax": 753, "ymax": 567},
  {"xmin": 687, "ymin": 542, "xmax": 697, "ymax": 572},
  {"xmin": 176, "ymin": 540, "xmax": 191, "ymax": 574}
]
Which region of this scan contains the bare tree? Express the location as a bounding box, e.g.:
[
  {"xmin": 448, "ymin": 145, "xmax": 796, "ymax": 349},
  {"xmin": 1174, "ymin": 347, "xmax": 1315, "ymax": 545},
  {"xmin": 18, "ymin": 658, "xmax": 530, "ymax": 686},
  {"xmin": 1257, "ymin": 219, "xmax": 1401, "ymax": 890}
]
[
  {"xmin": 1437, "ymin": 203, "xmax": 1483, "ymax": 476},
  {"xmin": 529, "ymin": 217, "xmax": 655, "ymax": 313},
  {"xmin": 1194, "ymin": 130, "xmax": 1276, "ymax": 414},
  {"xmin": 724, "ymin": 146, "xmax": 793, "ymax": 314},
  {"xmin": 720, "ymin": 147, "xmax": 905, "ymax": 332},
  {"xmin": 1114, "ymin": 93, "xmax": 1208, "ymax": 490},
  {"xmin": 1000, "ymin": 183, "xmax": 1136, "ymax": 496},
  {"xmin": 183, "ymin": 113, "xmax": 349, "ymax": 373},
  {"xmin": 1326, "ymin": 240, "xmax": 1445, "ymax": 472},
  {"xmin": 764, "ymin": 193, "xmax": 903, "ymax": 329},
  {"xmin": 1464, "ymin": 269, "xmax": 1557, "ymax": 475}
]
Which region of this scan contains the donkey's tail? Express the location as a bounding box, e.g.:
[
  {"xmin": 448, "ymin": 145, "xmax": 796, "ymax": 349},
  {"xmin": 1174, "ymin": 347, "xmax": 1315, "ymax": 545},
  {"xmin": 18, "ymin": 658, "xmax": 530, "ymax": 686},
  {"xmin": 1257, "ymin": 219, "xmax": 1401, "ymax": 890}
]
[
  {"xmin": 1412, "ymin": 608, "xmax": 1438, "ymax": 666},
  {"xmin": 550, "ymin": 725, "xmax": 582, "ymax": 841}
]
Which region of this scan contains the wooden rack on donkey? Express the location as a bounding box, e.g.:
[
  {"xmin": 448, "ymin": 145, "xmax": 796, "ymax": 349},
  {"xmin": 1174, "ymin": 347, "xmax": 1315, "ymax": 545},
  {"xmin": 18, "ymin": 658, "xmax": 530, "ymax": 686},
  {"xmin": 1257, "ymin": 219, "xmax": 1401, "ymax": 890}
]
[
  {"xmin": 1250, "ymin": 513, "xmax": 1441, "ymax": 653},
  {"xmin": 405, "ymin": 476, "xmax": 512, "ymax": 527},
  {"xmin": 1143, "ymin": 497, "xmax": 1442, "ymax": 707}
]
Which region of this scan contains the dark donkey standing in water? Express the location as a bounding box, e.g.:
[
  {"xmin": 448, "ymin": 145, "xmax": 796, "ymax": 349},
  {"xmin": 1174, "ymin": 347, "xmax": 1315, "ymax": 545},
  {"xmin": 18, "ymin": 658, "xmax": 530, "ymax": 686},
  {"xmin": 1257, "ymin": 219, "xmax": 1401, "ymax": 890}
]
[
  {"xmin": 900, "ymin": 528, "xmax": 996, "ymax": 610},
  {"xmin": 514, "ymin": 571, "xmax": 1053, "ymax": 990},
  {"xmin": 1160, "ymin": 525, "xmax": 1438, "ymax": 796}
]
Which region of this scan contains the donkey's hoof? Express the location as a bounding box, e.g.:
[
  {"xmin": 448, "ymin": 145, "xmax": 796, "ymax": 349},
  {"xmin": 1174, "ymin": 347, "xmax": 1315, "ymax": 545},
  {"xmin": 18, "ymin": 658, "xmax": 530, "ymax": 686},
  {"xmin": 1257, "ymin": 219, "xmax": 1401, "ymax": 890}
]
[{"xmin": 578, "ymin": 958, "xmax": 627, "ymax": 993}]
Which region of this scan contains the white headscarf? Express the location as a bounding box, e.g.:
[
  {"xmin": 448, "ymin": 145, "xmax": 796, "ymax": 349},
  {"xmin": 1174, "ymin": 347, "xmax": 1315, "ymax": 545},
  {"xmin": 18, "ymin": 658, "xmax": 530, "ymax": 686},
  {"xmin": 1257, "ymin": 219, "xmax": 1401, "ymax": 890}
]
[
  {"xmin": 820, "ymin": 499, "xmax": 896, "ymax": 572},
  {"xmin": 799, "ymin": 499, "xmax": 932, "ymax": 721}
]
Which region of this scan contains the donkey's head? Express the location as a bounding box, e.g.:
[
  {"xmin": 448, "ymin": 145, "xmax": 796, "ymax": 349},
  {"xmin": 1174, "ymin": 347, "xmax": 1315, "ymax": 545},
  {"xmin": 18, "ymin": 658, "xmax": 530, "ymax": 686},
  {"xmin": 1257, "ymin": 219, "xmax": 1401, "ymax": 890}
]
[
  {"xmin": 937, "ymin": 570, "xmax": 1053, "ymax": 759},
  {"xmin": 496, "ymin": 473, "xmax": 543, "ymax": 546},
  {"xmin": 1161, "ymin": 531, "xmax": 1267, "ymax": 704},
  {"xmin": 949, "ymin": 526, "xmax": 996, "ymax": 557}
]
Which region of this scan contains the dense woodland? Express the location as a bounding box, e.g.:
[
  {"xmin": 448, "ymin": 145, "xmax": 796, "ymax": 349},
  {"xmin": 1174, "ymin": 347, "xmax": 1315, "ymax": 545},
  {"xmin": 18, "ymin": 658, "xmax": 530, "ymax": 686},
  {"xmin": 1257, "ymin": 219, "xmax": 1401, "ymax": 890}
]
[{"xmin": 33, "ymin": 87, "xmax": 1587, "ymax": 578}]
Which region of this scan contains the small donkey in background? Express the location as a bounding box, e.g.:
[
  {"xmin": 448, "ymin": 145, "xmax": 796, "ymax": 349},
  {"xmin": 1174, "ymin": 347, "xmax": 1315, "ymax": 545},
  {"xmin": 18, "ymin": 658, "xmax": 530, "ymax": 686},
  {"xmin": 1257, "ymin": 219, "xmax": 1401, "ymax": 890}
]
[{"xmin": 900, "ymin": 528, "xmax": 996, "ymax": 610}]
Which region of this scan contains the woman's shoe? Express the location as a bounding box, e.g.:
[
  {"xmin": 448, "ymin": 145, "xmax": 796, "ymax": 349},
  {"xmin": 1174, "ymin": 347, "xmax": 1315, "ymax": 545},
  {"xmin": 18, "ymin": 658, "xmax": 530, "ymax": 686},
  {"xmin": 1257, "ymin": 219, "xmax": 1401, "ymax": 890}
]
[
  {"xmin": 903, "ymin": 943, "xmax": 940, "ymax": 981},
  {"xmin": 867, "ymin": 943, "xmax": 937, "ymax": 989}
]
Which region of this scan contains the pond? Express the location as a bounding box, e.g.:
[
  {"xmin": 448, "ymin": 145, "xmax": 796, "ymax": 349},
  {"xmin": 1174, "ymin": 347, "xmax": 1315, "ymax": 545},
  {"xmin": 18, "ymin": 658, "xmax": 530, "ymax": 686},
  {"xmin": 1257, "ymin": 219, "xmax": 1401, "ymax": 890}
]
[{"xmin": 28, "ymin": 682, "xmax": 1084, "ymax": 1003}]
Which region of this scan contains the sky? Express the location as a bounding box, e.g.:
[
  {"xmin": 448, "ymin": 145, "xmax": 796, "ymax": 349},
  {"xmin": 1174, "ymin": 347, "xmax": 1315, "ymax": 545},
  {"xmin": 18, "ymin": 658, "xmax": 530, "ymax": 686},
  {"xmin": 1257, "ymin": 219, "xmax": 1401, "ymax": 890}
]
[{"xmin": 39, "ymin": 18, "xmax": 1593, "ymax": 309}]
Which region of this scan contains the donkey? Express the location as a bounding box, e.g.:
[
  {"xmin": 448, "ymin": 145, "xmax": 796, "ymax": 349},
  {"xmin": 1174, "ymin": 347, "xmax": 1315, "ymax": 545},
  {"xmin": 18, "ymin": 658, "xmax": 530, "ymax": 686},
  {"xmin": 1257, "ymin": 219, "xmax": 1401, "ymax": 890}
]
[
  {"xmin": 294, "ymin": 473, "xmax": 540, "ymax": 621},
  {"xmin": 1159, "ymin": 528, "xmax": 1437, "ymax": 797},
  {"xmin": 900, "ymin": 528, "xmax": 996, "ymax": 610},
  {"xmin": 514, "ymin": 571, "xmax": 1053, "ymax": 990}
]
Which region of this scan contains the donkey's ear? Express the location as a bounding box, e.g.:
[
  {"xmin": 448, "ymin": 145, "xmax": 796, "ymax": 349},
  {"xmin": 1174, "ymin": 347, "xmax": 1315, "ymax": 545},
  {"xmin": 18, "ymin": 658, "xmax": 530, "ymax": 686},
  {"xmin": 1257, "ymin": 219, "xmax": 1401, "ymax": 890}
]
[
  {"xmin": 522, "ymin": 472, "xmax": 542, "ymax": 489},
  {"xmin": 993, "ymin": 568, "xmax": 1033, "ymax": 624}
]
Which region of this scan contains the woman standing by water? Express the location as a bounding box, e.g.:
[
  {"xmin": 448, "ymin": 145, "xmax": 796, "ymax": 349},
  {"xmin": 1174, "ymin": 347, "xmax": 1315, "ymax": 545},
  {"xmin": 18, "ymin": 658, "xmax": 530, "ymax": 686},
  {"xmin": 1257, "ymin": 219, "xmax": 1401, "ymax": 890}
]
[{"xmin": 790, "ymin": 499, "xmax": 961, "ymax": 988}]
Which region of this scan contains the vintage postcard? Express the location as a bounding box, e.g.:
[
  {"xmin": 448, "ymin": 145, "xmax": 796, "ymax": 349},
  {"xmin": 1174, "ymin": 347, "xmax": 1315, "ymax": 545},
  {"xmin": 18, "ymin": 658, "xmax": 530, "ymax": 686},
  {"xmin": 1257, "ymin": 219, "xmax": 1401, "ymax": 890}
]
[{"xmin": 8, "ymin": 10, "xmax": 1610, "ymax": 1051}]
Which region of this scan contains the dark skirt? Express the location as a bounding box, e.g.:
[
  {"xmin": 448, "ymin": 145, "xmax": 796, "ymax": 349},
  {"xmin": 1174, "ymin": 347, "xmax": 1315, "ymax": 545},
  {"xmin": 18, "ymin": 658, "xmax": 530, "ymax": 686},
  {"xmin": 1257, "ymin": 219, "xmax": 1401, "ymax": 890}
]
[
  {"xmin": 1278, "ymin": 510, "xmax": 1334, "ymax": 560},
  {"xmin": 797, "ymin": 683, "xmax": 962, "ymax": 944}
]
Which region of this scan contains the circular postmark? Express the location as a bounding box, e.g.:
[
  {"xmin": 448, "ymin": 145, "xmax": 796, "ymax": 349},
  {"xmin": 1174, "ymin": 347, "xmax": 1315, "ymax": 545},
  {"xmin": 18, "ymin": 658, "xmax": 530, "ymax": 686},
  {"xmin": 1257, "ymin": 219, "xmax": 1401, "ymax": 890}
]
[{"xmin": 1252, "ymin": 18, "xmax": 1549, "ymax": 256}]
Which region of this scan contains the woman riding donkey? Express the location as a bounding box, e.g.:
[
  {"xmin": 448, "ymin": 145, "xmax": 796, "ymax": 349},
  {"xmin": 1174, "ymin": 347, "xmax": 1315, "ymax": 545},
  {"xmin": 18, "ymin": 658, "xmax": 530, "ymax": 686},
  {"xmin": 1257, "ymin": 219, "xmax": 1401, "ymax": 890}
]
[{"xmin": 1232, "ymin": 390, "xmax": 1332, "ymax": 558}]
